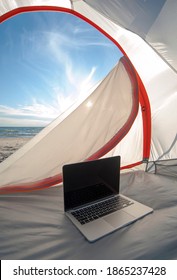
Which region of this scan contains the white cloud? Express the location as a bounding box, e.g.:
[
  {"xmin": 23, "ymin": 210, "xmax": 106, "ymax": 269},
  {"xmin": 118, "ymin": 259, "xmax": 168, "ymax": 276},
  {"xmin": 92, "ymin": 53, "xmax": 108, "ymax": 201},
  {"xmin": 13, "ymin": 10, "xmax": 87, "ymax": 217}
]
[
  {"xmin": 79, "ymin": 66, "xmax": 97, "ymax": 92},
  {"xmin": 0, "ymin": 104, "xmax": 58, "ymax": 120},
  {"xmin": 44, "ymin": 28, "xmax": 112, "ymax": 51},
  {"xmin": 0, "ymin": 117, "xmax": 49, "ymax": 127}
]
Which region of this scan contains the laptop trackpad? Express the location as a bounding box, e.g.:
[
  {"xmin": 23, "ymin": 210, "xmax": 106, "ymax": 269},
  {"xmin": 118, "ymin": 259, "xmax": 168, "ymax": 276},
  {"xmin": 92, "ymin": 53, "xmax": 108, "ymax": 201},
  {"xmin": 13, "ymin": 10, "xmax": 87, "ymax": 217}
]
[{"xmin": 104, "ymin": 210, "xmax": 135, "ymax": 229}]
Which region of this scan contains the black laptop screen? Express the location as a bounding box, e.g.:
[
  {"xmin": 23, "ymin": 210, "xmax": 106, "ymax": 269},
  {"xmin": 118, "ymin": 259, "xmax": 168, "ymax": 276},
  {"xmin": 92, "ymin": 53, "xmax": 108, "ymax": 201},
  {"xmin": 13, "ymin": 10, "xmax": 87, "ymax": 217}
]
[{"xmin": 63, "ymin": 156, "xmax": 120, "ymax": 211}]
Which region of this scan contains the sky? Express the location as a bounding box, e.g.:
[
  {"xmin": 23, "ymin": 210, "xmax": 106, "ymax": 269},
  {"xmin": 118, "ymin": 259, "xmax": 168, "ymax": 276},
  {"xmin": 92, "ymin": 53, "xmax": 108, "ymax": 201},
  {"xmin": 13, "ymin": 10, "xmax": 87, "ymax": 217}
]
[{"xmin": 0, "ymin": 11, "xmax": 122, "ymax": 127}]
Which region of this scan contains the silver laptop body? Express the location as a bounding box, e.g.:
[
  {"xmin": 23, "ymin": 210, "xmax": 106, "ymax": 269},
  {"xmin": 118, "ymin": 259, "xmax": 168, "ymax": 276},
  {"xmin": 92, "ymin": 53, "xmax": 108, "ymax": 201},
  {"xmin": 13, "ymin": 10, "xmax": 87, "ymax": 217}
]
[{"xmin": 63, "ymin": 156, "xmax": 153, "ymax": 242}]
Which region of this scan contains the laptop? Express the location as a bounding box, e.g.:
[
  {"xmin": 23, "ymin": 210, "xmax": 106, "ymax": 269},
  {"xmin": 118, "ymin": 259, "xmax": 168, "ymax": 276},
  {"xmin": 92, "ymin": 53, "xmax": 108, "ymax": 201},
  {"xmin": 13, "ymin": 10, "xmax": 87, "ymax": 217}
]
[{"xmin": 63, "ymin": 156, "xmax": 153, "ymax": 242}]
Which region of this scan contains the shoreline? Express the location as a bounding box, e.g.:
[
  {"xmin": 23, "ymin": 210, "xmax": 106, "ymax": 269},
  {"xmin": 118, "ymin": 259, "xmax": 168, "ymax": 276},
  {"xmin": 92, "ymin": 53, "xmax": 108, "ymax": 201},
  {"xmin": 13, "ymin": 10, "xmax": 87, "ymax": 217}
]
[{"xmin": 0, "ymin": 137, "xmax": 31, "ymax": 163}]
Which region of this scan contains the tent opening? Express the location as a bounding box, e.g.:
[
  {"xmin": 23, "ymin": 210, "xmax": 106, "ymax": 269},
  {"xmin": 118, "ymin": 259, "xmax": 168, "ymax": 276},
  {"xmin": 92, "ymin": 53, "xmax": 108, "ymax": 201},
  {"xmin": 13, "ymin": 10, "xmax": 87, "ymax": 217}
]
[{"xmin": 0, "ymin": 10, "xmax": 122, "ymax": 160}]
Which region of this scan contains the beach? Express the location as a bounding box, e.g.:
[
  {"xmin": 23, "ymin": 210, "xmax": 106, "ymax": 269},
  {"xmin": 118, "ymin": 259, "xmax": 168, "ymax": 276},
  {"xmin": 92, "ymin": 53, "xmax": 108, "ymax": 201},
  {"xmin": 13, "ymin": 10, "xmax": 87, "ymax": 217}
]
[
  {"xmin": 0, "ymin": 137, "xmax": 31, "ymax": 163},
  {"xmin": 0, "ymin": 127, "xmax": 43, "ymax": 163}
]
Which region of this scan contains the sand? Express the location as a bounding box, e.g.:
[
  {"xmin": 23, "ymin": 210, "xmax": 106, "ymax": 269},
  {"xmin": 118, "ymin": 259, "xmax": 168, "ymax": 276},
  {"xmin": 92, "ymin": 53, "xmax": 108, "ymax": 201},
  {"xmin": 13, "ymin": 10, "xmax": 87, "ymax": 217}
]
[{"xmin": 0, "ymin": 138, "xmax": 31, "ymax": 163}]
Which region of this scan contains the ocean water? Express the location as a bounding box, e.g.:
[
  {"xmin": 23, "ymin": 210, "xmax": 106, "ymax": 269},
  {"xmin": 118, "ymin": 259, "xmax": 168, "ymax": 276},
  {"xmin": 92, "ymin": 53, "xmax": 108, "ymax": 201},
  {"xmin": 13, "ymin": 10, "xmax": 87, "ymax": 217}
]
[{"xmin": 0, "ymin": 127, "xmax": 44, "ymax": 138}]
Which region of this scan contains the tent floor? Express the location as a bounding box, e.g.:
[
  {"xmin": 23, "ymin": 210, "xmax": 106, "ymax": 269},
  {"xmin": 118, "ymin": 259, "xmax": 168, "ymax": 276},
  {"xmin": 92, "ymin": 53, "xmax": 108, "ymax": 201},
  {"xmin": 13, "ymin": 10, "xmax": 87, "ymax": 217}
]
[{"xmin": 0, "ymin": 170, "xmax": 177, "ymax": 260}]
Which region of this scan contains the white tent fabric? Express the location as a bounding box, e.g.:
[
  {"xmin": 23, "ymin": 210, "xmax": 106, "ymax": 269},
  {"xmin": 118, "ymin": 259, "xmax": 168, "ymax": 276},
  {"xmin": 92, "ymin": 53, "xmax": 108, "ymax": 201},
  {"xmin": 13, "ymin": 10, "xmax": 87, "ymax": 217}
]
[
  {"xmin": 84, "ymin": 0, "xmax": 177, "ymax": 72},
  {"xmin": 0, "ymin": 0, "xmax": 71, "ymax": 13},
  {"xmin": 0, "ymin": 0, "xmax": 177, "ymax": 193}
]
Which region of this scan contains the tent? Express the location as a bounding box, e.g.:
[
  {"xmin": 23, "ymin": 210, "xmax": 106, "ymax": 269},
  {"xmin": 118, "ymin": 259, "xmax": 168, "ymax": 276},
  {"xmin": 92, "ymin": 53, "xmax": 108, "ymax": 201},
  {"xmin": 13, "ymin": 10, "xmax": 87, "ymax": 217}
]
[
  {"xmin": 0, "ymin": 0, "xmax": 177, "ymax": 260},
  {"xmin": 0, "ymin": 0, "xmax": 177, "ymax": 192}
]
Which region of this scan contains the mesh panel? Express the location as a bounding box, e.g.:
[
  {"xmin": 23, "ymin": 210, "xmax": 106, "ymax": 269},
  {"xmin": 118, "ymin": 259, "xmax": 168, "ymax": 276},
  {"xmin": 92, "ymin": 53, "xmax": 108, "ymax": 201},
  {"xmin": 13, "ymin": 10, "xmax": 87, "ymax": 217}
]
[{"xmin": 154, "ymin": 159, "xmax": 177, "ymax": 178}]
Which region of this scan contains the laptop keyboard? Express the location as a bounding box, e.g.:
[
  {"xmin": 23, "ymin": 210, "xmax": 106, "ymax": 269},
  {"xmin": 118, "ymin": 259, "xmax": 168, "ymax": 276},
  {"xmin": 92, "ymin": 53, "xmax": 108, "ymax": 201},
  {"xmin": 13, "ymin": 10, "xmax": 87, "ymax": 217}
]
[{"xmin": 71, "ymin": 196, "xmax": 134, "ymax": 225}]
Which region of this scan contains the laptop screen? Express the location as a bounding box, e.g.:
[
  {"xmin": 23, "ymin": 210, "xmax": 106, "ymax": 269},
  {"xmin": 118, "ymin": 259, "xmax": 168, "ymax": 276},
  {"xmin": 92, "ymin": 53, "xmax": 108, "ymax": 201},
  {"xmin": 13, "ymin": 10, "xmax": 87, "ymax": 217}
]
[{"xmin": 63, "ymin": 156, "xmax": 120, "ymax": 211}]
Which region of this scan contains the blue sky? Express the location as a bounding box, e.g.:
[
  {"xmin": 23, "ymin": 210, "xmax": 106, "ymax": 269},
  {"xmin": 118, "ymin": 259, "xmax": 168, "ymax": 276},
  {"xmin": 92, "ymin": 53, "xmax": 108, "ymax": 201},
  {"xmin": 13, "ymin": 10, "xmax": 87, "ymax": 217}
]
[{"xmin": 0, "ymin": 11, "xmax": 122, "ymax": 127}]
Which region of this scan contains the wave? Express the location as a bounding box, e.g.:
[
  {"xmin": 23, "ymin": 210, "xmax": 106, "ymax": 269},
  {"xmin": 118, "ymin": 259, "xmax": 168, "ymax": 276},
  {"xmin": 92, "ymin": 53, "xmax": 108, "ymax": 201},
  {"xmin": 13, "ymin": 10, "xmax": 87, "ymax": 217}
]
[{"xmin": 0, "ymin": 127, "xmax": 44, "ymax": 138}]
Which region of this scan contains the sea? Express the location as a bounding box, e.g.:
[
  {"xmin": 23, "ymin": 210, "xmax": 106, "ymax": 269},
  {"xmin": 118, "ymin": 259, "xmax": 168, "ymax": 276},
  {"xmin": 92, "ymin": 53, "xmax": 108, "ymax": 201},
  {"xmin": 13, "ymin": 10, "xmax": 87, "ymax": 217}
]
[{"xmin": 0, "ymin": 127, "xmax": 44, "ymax": 138}]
